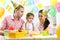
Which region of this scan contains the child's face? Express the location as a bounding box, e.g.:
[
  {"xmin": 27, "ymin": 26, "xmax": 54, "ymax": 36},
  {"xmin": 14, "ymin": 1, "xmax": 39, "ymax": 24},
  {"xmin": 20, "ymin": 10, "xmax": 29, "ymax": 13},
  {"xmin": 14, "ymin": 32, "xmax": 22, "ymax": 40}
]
[
  {"xmin": 26, "ymin": 15, "xmax": 34, "ymax": 23},
  {"xmin": 38, "ymin": 13, "xmax": 46, "ymax": 23}
]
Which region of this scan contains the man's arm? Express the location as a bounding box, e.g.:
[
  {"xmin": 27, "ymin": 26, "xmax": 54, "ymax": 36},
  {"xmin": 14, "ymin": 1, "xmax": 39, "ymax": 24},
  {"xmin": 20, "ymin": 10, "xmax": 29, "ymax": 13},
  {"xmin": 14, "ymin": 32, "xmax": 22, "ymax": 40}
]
[
  {"xmin": 0, "ymin": 17, "xmax": 7, "ymax": 35},
  {"xmin": 0, "ymin": 30, "xmax": 4, "ymax": 36}
]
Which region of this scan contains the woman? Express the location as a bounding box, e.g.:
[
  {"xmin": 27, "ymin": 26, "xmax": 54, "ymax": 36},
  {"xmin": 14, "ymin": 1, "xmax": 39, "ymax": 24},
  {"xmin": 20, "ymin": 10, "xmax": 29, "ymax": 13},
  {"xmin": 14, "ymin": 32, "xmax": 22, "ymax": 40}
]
[{"xmin": 35, "ymin": 10, "xmax": 50, "ymax": 34}]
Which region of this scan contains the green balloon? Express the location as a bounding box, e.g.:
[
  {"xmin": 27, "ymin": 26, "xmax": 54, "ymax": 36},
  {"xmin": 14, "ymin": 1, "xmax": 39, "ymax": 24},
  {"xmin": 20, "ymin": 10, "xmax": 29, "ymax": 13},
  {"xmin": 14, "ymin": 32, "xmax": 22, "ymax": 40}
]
[{"xmin": 49, "ymin": 6, "xmax": 56, "ymax": 17}]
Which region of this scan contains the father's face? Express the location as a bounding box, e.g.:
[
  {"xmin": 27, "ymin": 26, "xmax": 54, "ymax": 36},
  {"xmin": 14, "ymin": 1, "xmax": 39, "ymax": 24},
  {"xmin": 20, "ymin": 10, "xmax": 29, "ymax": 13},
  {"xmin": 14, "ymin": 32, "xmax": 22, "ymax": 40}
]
[{"xmin": 17, "ymin": 7, "xmax": 24, "ymax": 18}]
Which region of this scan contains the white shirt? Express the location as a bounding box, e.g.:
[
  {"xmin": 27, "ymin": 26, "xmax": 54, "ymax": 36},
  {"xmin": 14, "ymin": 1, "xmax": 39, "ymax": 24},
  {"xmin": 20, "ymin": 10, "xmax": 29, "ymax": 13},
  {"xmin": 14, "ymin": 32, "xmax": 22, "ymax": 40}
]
[
  {"xmin": 35, "ymin": 21, "xmax": 53, "ymax": 34},
  {"xmin": 22, "ymin": 22, "xmax": 34, "ymax": 33},
  {"xmin": 35, "ymin": 22, "xmax": 43, "ymax": 33}
]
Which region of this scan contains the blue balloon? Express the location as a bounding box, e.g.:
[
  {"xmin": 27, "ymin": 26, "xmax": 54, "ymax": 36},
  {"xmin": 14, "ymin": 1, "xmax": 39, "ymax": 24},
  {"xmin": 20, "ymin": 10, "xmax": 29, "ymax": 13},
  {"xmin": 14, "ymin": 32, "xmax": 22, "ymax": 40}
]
[
  {"xmin": 26, "ymin": 0, "xmax": 34, "ymax": 6},
  {"xmin": 30, "ymin": 7, "xmax": 39, "ymax": 13}
]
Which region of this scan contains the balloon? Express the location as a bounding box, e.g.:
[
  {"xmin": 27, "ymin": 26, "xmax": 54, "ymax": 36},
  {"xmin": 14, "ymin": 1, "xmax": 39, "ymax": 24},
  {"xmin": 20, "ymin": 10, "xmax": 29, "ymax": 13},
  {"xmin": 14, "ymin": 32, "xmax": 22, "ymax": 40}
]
[
  {"xmin": 34, "ymin": 0, "xmax": 38, "ymax": 4},
  {"xmin": 0, "ymin": 0, "xmax": 6, "ymax": 4},
  {"xmin": 56, "ymin": 2, "xmax": 60, "ymax": 12},
  {"xmin": 56, "ymin": 25, "xmax": 60, "ymax": 39},
  {"xmin": 6, "ymin": 5, "xmax": 12, "ymax": 11},
  {"xmin": 25, "ymin": 0, "xmax": 34, "ymax": 6},
  {"xmin": 0, "ymin": 7, "xmax": 5, "ymax": 17},
  {"xmin": 48, "ymin": 6, "xmax": 56, "ymax": 17},
  {"xmin": 50, "ymin": 0, "xmax": 58, "ymax": 7},
  {"xmin": 3, "ymin": 2, "xmax": 8, "ymax": 8},
  {"xmin": 20, "ymin": 0, "xmax": 26, "ymax": 6},
  {"xmin": 33, "ymin": 7, "xmax": 39, "ymax": 13},
  {"xmin": 29, "ymin": 0, "xmax": 34, "ymax": 5},
  {"xmin": 38, "ymin": 3, "xmax": 43, "ymax": 9},
  {"xmin": 30, "ymin": 7, "xmax": 39, "ymax": 13}
]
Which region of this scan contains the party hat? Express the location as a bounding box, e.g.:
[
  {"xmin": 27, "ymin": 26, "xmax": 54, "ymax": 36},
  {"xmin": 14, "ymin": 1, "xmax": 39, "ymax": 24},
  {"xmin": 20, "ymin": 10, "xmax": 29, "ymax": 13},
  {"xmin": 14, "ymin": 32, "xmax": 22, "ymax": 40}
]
[
  {"xmin": 11, "ymin": 1, "xmax": 18, "ymax": 9},
  {"xmin": 42, "ymin": 9, "xmax": 49, "ymax": 16}
]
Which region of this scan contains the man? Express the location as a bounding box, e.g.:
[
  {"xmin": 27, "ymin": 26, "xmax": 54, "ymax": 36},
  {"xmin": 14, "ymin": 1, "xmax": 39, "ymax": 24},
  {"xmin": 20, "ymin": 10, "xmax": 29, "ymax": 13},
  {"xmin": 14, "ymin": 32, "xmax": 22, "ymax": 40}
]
[{"xmin": 0, "ymin": 5, "xmax": 24, "ymax": 35}]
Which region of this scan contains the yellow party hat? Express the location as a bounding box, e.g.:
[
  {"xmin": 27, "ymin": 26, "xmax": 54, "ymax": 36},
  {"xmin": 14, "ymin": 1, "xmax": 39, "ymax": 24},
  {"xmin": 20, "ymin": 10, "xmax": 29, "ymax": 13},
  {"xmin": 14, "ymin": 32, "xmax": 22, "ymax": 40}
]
[
  {"xmin": 11, "ymin": 1, "xmax": 18, "ymax": 9},
  {"xmin": 42, "ymin": 9, "xmax": 49, "ymax": 16}
]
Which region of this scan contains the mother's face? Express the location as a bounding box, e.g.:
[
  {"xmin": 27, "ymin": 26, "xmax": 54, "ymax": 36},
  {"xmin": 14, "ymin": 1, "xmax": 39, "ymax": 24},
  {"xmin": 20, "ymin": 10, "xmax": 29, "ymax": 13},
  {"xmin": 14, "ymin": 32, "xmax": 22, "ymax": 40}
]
[{"xmin": 38, "ymin": 13, "xmax": 46, "ymax": 22}]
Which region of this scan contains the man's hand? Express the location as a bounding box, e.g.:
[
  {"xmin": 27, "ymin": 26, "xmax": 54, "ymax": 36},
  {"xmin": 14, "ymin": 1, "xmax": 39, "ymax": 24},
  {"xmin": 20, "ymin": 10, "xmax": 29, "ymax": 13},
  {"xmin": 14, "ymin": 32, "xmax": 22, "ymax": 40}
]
[{"xmin": 0, "ymin": 28, "xmax": 4, "ymax": 36}]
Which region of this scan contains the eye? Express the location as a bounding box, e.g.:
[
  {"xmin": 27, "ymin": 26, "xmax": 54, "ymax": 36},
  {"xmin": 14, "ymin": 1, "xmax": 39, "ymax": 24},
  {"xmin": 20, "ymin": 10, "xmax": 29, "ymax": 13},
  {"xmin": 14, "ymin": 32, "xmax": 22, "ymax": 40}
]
[
  {"xmin": 39, "ymin": 15, "xmax": 43, "ymax": 17},
  {"xmin": 21, "ymin": 11, "xmax": 24, "ymax": 13},
  {"xmin": 40, "ymin": 15, "xmax": 43, "ymax": 17}
]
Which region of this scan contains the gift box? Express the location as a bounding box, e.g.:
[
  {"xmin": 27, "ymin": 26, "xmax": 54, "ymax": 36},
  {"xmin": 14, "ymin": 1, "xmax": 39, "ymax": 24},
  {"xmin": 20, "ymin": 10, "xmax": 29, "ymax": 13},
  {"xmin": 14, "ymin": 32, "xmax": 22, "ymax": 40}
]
[{"xmin": 4, "ymin": 30, "xmax": 27, "ymax": 38}]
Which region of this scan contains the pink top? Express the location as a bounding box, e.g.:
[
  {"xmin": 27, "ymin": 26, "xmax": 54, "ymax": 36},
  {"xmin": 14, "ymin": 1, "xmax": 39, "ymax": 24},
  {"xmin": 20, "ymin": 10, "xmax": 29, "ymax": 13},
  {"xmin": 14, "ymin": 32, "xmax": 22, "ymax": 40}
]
[{"xmin": 1, "ymin": 15, "xmax": 24, "ymax": 30}]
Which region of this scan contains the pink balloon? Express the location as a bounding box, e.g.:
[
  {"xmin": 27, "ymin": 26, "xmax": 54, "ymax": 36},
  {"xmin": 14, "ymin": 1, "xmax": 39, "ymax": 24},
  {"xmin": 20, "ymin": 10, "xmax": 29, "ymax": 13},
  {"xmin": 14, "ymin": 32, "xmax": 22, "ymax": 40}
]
[{"xmin": 56, "ymin": 2, "xmax": 60, "ymax": 12}]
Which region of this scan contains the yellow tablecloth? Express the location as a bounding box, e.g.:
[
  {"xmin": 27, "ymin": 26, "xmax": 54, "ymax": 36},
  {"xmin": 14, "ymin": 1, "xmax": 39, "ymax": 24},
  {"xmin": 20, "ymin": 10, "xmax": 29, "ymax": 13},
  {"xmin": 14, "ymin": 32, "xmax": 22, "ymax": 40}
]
[{"xmin": 4, "ymin": 35, "xmax": 58, "ymax": 40}]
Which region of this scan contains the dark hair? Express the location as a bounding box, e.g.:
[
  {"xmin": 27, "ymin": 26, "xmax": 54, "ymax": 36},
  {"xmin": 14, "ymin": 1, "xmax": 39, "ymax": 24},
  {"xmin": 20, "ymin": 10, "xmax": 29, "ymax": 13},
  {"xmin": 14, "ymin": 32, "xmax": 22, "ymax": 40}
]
[
  {"xmin": 43, "ymin": 18, "xmax": 50, "ymax": 30},
  {"xmin": 39, "ymin": 10, "xmax": 43, "ymax": 13},
  {"xmin": 26, "ymin": 13, "xmax": 34, "ymax": 18},
  {"xmin": 39, "ymin": 10, "xmax": 48, "ymax": 16},
  {"xmin": 15, "ymin": 5, "xmax": 24, "ymax": 10},
  {"xmin": 39, "ymin": 10, "xmax": 49, "ymax": 30}
]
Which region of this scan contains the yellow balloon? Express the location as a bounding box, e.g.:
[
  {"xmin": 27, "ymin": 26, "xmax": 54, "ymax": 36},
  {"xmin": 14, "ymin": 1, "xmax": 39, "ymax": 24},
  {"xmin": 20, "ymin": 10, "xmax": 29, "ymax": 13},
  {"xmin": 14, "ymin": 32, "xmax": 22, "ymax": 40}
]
[
  {"xmin": 38, "ymin": 3, "xmax": 43, "ymax": 9},
  {"xmin": 6, "ymin": 5, "xmax": 12, "ymax": 11},
  {"xmin": 20, "ymin": 0, "xmax": 26, "ymax": 6},
  {"xmin": 56, "ymin": 25, "xmax": 60, "ymax": 40},
  {"xmin": 0, "ymin": 7, "xmax": 5, "ymax": 17},
  {"xmin": 50, "ymin": 0, "xmax": 58, "ymax": 7}
]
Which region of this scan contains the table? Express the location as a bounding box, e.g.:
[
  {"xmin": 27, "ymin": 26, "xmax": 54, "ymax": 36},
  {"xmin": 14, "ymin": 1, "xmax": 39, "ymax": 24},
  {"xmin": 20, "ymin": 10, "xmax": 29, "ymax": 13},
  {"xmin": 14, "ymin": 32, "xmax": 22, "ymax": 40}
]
[
  {"xmin": 4, "ymin": 35, "xmax": 58, "ymax": 40},
  {"xmin": 0, "ymin": 36, "xmax": 4, "ymax": 40}
]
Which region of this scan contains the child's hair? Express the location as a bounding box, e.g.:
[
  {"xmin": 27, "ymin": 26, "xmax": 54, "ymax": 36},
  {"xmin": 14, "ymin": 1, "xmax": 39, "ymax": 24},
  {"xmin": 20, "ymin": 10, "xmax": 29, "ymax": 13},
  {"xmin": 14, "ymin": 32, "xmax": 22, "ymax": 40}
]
[{"xmin": 26, "ymin": 13, "xmax": 34, "ymax": 18}]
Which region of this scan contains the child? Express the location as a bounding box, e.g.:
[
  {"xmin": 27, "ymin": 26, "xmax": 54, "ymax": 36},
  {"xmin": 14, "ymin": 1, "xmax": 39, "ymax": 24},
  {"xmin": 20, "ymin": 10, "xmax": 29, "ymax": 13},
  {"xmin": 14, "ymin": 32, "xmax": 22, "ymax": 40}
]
[
  {"xmin": 35, "ymin": 10, "xmax": 50, "ymax": 34},
  {"xmin": 23, "ymin": 13, "xmax": 34, "ymax": 34}
]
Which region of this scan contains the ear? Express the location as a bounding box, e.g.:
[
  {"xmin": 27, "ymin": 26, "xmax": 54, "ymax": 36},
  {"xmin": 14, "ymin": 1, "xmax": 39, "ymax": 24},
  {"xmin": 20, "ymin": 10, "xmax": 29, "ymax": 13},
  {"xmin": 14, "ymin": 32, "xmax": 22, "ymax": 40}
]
[
  {"xmin": 14, "ymin": 9, "xmax": 17, "ymax": 13},
  {"xmin": 26, "ymin": 17, "xmax": 27, "ymax": 19}
]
